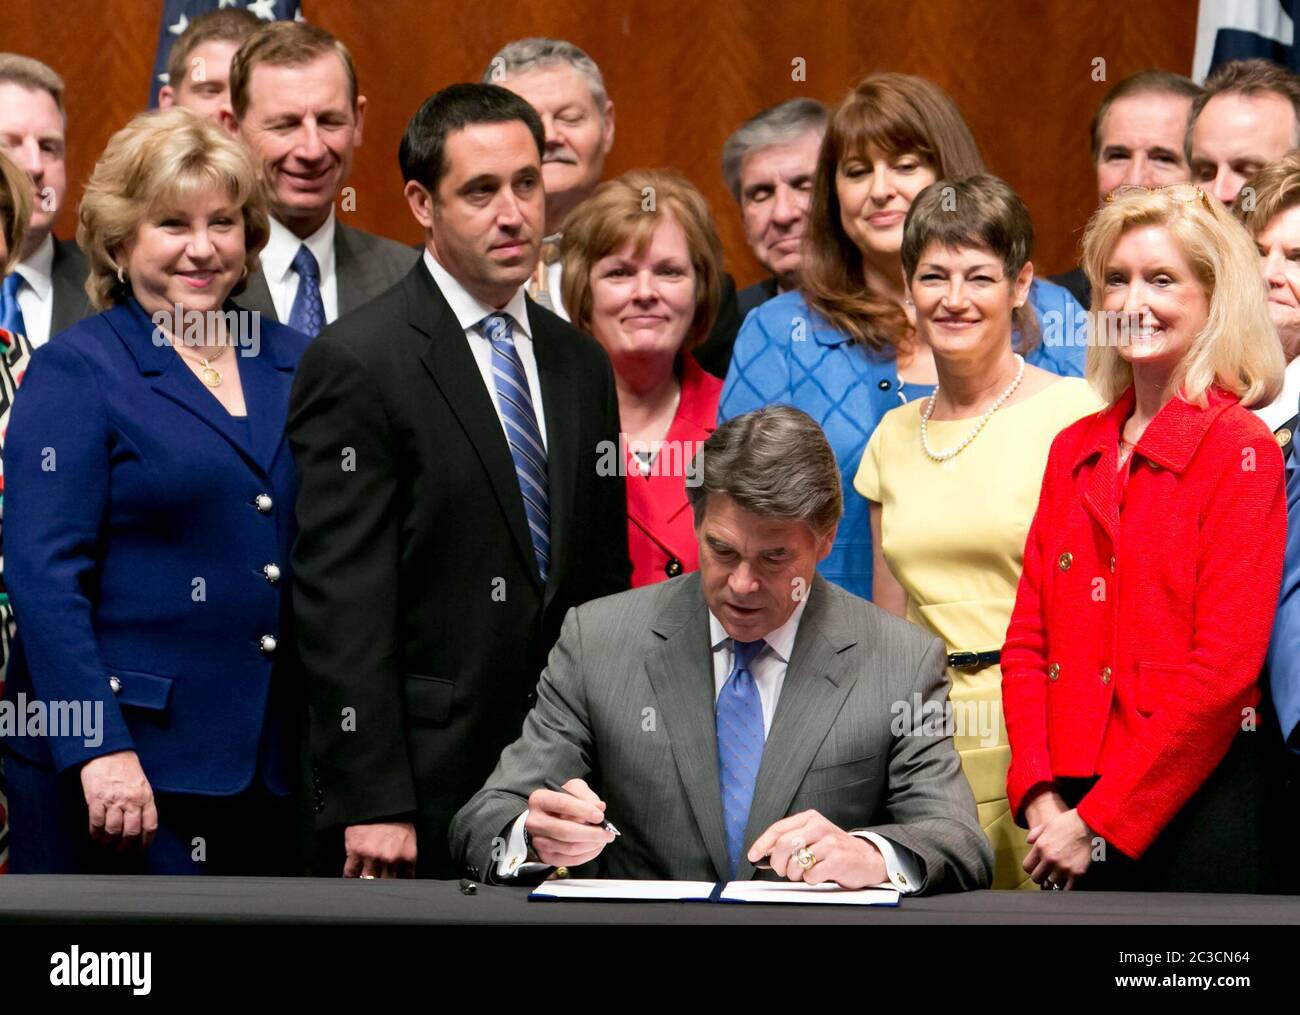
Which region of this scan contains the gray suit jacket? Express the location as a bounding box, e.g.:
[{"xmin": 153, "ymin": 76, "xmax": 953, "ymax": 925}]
[
  {"xmin": 50, "ymin": 238, "xmax": 93, "ymax": 338},
  {"xmin": 237, "ymin": 220, "xmax": 420, "ymax": 322},
  {"xmin": 450, "ymin": 572, "xmax": 993, "ymax": 894}
]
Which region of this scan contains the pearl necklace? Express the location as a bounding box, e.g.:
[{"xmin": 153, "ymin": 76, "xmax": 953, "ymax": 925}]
[{"xmin": 919, "ymin": 354, "xmax": 1024, "ymax": 462}]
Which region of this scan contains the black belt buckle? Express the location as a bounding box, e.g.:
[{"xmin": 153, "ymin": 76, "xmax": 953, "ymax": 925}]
[{"xmin": 947, "ymin": 650, "xmax": 1000, "ymax": 670}]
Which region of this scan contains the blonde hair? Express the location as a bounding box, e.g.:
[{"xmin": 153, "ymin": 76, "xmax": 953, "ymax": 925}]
[
  {"xmin": 560, "ymin": 170, "xmax": 723, "ymax": 351},
  {"xmin": 1236, "ymin": 150, "xmax": 1300, "ymax": 236},
  {"xmin": 77, "ymin": 107, "xmax": 270, "ymax": 310},
  {"xmin": 1081, "ymin": 187, "xmax": 1283, "ymax": 407},
  {"xmin": 0, "ymin": 147, "xmax": 31, "ymax": 275}
]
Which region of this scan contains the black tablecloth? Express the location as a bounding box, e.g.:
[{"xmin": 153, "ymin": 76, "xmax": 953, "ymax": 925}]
[{"xmin": 1, "ymin": 876, "xmax": 1297, "ymax": 923}]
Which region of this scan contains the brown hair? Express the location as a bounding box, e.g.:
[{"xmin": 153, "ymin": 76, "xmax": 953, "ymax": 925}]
[
  {"xmin": 0, "ymin": 53, "xmax": 64, "ymax": 114},
  {"xmin": 1089, "ymin": 69, "xmax": 1201, "ymax": 162},
  {"xmin": 800, "ymin": 72, "xmax": 986, "ymax": 352},
  {"xmin": 165, "ymin": 7, "xmax": 261, "ymax": 93},
  {"xmin": 77, "ymin": 108, "xmax": 270, "ymax": 310},
  {"xmin": 687, "ymin": 404, "xmax": 843, "ymax": 539},
  {"xmin": 1236, "ymin": 150, "xmax": 1300, "ymax": 235},
  {"xmin": 0, "ymin": 147, "xmax": 31, "ymax": 274},
  {"xmin": 560, "ymin": 169, "xmax": 723, "ymax": 351},
  {"xmin": 1189, "ymin": 59, "xmax": 1300, "ymax": 159},
  {"xmin": 901, "ymin": 174, "xmax": 1039, "ymax": 354},
  {"xmin": 229, "ymin": 20, "xmax": 358, "ymax": 121}
]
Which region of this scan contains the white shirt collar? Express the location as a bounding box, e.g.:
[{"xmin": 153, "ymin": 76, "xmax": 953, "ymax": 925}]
[
  {"xmin": 1257, "ymin": 354, "xmax": 1300, "ymax": 431},
  {"xmin": 15, "ymin": 233, "xmax": 54, "ymax": 300},
  {"xmin": 421, "ymin": 247, "xmax": 532, "ymax": 339},
  {"xmin": 262, "ymin": 208, "xmax": 336, "ymax": 287},
  {"xmin": 708, "ymin": 594, "xmax": 809, "ymax": 664}
]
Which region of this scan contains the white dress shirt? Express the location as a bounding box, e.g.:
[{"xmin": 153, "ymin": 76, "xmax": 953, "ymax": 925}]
[
  {"xmin": 539, "ymin": 257, "xmax": 568, "ymax": 321},
  {"xmin": 14, "ymin": 233, "xmax": 55, "ymax": 348},
  {"xmin": 422, "ymin": 248, "xmax": 548, "ymax": 451},
  {"xmin": 496, "ymin": 594, "xmax": 920, "ymax": 892},
  {"xmin": 260, "ymin": 209, "xmax": 340, "ymax": 326},
  {"xmin": 1254, "ymin": 355, "xmax": 1300, "ymax": 433}
]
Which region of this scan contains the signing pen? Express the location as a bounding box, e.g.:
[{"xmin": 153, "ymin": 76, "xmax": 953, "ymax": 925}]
[{"xmin": 545, "ymin": 778, "xmax": 621, "ymax": 837}]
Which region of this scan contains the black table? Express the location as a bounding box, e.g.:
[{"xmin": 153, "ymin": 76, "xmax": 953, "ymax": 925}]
[{"xmin": 1, "ymin": 877, "xmax": 1297, "ymax": 924}]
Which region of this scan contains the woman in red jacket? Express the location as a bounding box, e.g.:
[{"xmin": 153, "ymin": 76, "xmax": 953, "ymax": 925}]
[
  {"xmin": 560, "ymin": 171, "xmax": 724, "ymax": 587},
  {"xmin": 1002, "ymin": 184, "xmax": 1287, "ymax": 892}
]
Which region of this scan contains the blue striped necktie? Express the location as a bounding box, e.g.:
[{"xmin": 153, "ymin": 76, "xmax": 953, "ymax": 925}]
[
  {"xmin": 0, "ymin": 274, "xmax": 27, "ymax": 344},
  {"xmin": 717, "ymin": 637, "xmax": 766, "ymax": 878},
  {"xmin": 288, "ymin": 244, "xmax": 324, "ymax": 337},
  {"xmin": 482, "ymin": 313, "xmax": 550, "ymax": 582}
]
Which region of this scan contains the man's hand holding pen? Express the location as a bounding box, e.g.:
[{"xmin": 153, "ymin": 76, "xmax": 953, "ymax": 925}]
[{"xmin": 524, "ymin": 778, "xmax": 620, "ymax": 868}]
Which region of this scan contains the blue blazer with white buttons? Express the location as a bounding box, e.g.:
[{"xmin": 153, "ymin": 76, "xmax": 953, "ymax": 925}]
[{"xmin": 0, "ymin": 297, "xmax": 310, "ymax": 797}]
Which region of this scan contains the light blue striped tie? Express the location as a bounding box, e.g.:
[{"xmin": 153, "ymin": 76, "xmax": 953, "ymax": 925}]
[
  {"xmin": 717, "ymin": 638, "xmax": 766, "ymax": 878},
  {"xmin": 482, "ymin": 313, "xmax": 550, "ymax": 582}
]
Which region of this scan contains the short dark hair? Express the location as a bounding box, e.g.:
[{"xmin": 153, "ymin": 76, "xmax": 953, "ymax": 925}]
[
  {"xmin": 399, "ymin": 83, "xmax": 544, "ymax": 193},
  {"xmin": 1089, "ymin": 69, "xmax": 1202, "ymax": 162},
  {"xmin": 166, "ymin": 7, "xmax": 261, "ymax": 92},
  {"xmin": 1189, "ymin": 58, "xmax": 1300, "ymax": 159},
  {"xmin": 901, "ymin": 174, "xmax": 1040, "ymax": 355}
]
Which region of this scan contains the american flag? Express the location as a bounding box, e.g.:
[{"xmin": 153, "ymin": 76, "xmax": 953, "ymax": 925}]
[
  {"xmin": 1194, "ymin": 0, "xmax": 1300, "ymax": 80},
  {"xmin": 148, "ymin": 0, "xmax": 302, "ymax": 108}
]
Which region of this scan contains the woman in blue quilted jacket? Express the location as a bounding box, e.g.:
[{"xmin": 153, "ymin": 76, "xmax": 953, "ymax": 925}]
[{"xmin": 719, "ymin": 73, "xmax": 1086, "ymax": 599}]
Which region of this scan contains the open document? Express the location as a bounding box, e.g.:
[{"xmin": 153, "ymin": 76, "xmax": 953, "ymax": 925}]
[{"xmin": 529, "ymin": 879, "xmax": 900, "ymax": 906}]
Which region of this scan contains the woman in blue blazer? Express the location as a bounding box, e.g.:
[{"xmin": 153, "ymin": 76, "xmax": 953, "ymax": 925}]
[
  {"xmin": 719, "ymin": 74, "xmax": 1086, "ymax": 600},
  {"xmin": 0, "ymin": 109, "xmax": 311, "ymax": 874}
]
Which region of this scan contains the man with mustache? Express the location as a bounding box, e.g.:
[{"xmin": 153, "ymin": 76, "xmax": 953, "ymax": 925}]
[
  {"xmin": 484, "ymin": 37, "xmax": 745, "ymax": 376},
  {"xmin": 222, "ymin": 21, "xmax": 418, "ymax": 338},
  {"xmin": 288, "ymin": 83, "xmax": 630, "ymax": 878},
  {"xmin": 481, "ymin": 38, "xmax": 614, "ymax": 320},
  {"xmin": 0, "ymin": 54, "xmax": 92, "ymax": 347}
]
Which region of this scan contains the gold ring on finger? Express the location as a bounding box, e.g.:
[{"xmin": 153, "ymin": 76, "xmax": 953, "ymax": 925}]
[
  {"xmin": 795, "ymin": 846, "xmax": 816, "ymax": 871},
  {"xmin": 360, "ymin": 873, "xmax": 376, "ymax": 880}
]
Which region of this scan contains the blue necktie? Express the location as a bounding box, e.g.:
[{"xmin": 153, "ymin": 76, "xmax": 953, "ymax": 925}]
[
  {"xmin": 717, "ymin": 638, "xmax": 766, "ymax": 878},
  {"xmin": 0, "ymin": 274, "xmax": 28, "ymax": 344},
  {"xmin": 288, "ymin": 244, "xmax": 325, "ymax": 337},
  {"xmin": 483, "ymin": 313, "xmax": 550, "ymax": 582}
]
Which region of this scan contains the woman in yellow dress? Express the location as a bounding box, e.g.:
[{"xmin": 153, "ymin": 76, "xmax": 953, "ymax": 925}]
[{"xmin": 855, "ymin": 175, "xmax": 1104, "ymax": 889}]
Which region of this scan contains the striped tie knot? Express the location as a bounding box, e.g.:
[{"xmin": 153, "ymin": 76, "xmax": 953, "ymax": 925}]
[{"xmin": 482, "ymin": 313, "xmax": 514, "ymax": 344}]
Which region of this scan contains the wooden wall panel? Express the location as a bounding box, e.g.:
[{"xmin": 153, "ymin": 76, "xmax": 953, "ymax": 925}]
[{"xmin": 0, "ymin": 0, "xmax": 1197, "ymax": 285}]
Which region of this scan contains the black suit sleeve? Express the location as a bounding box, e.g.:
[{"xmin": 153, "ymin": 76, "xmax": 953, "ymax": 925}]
[
  {"xmin": 589, "ymin": 346, "xmax": 632, "ymax": 600},
  {"xmin": 288, "ymin": 335, "xmax": 418, "ymax": 828},
  {"xmin": 690, "ymin": 272, "xmax": 741, "ymax": 379}
]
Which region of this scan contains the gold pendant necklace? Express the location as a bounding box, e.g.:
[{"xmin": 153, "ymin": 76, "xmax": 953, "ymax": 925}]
[{"xmin": 200, "ymin": 357, "xmax": 223, "ymax": 388}]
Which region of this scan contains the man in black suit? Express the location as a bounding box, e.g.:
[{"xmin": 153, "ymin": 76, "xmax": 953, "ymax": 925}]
[
  {"xmin": 692, "ymin": 98, "xmax": 825, "ymax": 379},
  {"xmin": 287, "ymin": 83, "xmax": 630, "ymax": 878},
  {"xmin": 0, "ymin": 54, "xmax": 92, "ymax": 345},
  {"xmin": 222, "ymin": 21, "xmax": 417, "ymax": 335}
]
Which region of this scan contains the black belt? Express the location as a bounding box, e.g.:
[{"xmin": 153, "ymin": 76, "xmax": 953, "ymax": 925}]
[{"xmin": 947, "ymin": 650, "xmax": 1001, "ymax": 670}]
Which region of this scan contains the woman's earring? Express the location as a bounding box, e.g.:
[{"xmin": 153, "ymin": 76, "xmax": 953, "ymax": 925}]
[{"xmin": 116, "ymin": 264, "xmax": 126, "ymax": 284}]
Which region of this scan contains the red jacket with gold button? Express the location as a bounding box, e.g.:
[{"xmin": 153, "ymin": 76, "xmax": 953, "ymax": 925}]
[
  {"xmin": 626, "ymin": 356, "xmax": 722, "ymax": 588},
  {"xmin": 1001, "ymin": 384, "xmax": 1285, "ymax": 859}
]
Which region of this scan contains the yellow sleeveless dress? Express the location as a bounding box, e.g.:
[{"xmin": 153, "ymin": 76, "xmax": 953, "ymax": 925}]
[{"xmin": 854, "ymin": 378, "xmax": 1105, "ymax": 889}]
